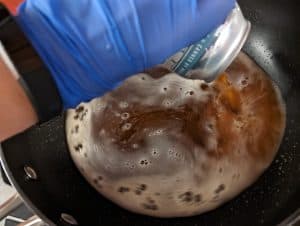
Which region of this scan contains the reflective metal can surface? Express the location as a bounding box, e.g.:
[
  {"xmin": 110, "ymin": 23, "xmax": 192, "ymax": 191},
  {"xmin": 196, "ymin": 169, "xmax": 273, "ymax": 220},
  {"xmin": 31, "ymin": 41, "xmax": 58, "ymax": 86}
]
[{"xmin": 165, "ymin": 4, "xmax": 251, "ymax": 81}]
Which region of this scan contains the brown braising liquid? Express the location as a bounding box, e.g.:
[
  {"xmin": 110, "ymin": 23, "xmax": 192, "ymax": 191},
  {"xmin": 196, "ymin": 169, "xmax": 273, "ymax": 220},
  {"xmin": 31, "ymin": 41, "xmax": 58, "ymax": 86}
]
[
  {"xmin": 66, "ymin": 52, "xmax": 286, "ymax": 217},
  {"xmin": 93, "ymin": 53, "xmax": 285, "ymax": 162}
]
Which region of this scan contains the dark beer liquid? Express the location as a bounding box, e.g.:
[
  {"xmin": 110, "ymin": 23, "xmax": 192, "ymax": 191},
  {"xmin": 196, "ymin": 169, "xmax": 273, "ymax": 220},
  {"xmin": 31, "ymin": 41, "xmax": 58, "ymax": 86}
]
[{"xmin": 67, "ymin": 52, "xmax": 286, "ymax": 217}]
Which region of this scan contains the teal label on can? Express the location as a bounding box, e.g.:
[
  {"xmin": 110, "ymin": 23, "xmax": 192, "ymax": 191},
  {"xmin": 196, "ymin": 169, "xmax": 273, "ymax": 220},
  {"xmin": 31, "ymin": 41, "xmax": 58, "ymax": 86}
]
[{"xmin": 172, "ymin": 31, "xmax": 218, "ymax": 76}]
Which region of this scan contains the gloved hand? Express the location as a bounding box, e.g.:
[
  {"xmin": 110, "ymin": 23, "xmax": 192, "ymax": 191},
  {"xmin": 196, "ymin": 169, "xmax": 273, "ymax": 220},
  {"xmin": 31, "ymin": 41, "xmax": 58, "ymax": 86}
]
[{"xmin": 3, "ymin": 0, "xmax": 235, "ymax": 108}]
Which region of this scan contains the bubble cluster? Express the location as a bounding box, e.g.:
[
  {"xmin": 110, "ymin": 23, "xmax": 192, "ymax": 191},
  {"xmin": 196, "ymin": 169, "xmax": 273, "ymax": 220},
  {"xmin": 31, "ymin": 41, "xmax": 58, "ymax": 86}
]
[
  {"xmin": 142, "ymin": 198, "xmax": 158, "ymax": 211},
  {"xmin": 178, "ymin": 191, "xmax": 202, "ymax": 204},
  {"xmin": 74, "ymin": 143, "xmax": 83, "ymax": 152},
  {"xmin": 139, "ymin": 159, "xmax": 150, "ymax": 167},
  {"xmin": 168, "ymin": 149, "xmax": 183, "ymax": 161},
  {"xmin": 70, "ymin": 125, "xmax": 79, "ymax": 135},
  {"xmin": 73, "ymin": 105, "xmax": 88, "ymax": 121},
  {"xmin": 118, "ymin": 186, "xmax": 130, "ymax": 193},
  {"xmin": 134, "ymin": 184, "xmax": 147, "ymax": 195}
]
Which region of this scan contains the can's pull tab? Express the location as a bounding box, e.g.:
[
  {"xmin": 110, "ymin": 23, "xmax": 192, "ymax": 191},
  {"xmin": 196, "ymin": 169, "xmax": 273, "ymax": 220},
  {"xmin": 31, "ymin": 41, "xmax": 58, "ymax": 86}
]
[{"xmin": 164, "ymin": 4, "xmax": 251, "ymax": 82}]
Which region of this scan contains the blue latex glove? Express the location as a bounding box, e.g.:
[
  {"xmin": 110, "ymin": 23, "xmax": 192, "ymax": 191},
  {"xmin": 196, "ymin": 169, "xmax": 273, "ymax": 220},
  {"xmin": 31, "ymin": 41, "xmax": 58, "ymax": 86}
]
[{"xmin": 15, "ymin": 0, "xmax": 235, "ymax": 108}]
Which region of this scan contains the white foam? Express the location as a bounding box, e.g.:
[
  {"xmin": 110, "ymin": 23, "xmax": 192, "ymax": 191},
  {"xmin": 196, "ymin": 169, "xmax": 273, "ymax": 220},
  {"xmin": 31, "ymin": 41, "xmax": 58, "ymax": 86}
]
[{"xmin": 65, "ymin": 52, "xmax": 286, "ymax": 218}]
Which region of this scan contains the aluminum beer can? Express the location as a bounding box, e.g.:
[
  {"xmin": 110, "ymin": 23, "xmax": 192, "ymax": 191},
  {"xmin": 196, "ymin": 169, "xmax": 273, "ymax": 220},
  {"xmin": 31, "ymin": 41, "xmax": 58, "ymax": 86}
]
[{"xmin": 164, "ymin": 4, "xmax": 251, "ymax": 81}]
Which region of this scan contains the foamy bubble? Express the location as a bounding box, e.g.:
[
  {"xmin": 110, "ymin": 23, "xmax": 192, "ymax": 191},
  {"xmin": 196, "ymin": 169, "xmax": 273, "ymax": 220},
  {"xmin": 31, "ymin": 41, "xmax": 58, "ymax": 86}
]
[
  {"xmin": 185, "ymin": 90, "xmax": 195, "ymax": 97},
  {"xmin": 205, "ymin": 122, "xmax": 215, "ymax": 132},
  {"xmin": 121, "ymin": 112, "xmax": 130, "ymax": 120},
  {"xmin": 168, "ymin": 148, "xmax": 175, "ymax": 156},
  {"xmin": 151, "ymin": 148, "xmax": 159, "ymax": 157},
  {"xmin": 122, "ymin": 123, "xmax": 132, "ymax": 131}
]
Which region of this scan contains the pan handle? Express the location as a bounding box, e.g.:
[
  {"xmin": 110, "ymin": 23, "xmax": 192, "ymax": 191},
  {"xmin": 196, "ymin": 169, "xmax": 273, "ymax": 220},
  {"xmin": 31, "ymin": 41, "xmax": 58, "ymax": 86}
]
[
  {"xmin": 17, "ymin": 215, "xmax": 46, "ymax": 226},
  {"xmin": 0, "ymin": 192, "xmax": 22, "ymax": 221},
  {"xmin": 278, "ymin": 208, "xmax": 300, "ymax": 226}
]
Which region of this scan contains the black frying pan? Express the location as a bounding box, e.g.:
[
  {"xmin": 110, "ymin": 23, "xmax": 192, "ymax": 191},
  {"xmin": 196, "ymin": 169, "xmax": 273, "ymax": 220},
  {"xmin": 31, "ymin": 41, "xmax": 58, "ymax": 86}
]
[{"xmin": 1, "ymin": 0, "xmax": 300, "ymax": 225}]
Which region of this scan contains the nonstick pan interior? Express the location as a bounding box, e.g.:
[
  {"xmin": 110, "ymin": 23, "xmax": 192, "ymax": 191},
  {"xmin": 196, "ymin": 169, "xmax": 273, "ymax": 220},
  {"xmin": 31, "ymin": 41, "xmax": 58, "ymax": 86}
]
[{"xmin": 1, "ymin": 0, "xmax": 300, "ymax": 225}]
